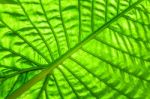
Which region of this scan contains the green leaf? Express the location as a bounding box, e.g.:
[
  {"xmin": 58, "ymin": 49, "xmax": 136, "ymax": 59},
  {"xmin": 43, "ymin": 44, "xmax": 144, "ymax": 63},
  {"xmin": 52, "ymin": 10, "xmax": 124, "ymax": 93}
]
[
  {"xmin": 0, "ymin": 0, "xmax": 17, "ymax": 4},
  {"xmin": 0, "ymin": 0, "xmax": 150, "ymax": 99}
]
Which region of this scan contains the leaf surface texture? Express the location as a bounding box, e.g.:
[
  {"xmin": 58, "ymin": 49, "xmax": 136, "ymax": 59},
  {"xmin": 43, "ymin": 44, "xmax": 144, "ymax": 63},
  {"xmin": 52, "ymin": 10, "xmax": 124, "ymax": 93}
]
[{"xmin": 0, "ymin": 0, "xmax": 150, "ymax": 99}]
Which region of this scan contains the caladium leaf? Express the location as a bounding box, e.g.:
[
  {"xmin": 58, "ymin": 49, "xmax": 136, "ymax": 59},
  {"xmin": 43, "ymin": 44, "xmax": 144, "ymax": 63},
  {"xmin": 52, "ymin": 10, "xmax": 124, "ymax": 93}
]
[{"xmin": 0, "ymin": 0, "xmax": 150, "ymax": 99}]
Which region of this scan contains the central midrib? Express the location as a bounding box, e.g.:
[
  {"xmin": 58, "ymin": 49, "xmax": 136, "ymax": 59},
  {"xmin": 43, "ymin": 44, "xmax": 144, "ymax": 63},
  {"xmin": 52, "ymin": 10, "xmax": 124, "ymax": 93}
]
[{"xmin": 7, "ymin": 0, "xmax": 144, "ymax": 98}]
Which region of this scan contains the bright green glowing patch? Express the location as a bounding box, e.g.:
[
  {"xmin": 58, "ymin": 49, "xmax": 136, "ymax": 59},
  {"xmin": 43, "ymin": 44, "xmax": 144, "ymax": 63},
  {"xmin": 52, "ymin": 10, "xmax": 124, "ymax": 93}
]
[{"xmin": 0, "ymin": 0, "xmax": 150, "ymax": 99}]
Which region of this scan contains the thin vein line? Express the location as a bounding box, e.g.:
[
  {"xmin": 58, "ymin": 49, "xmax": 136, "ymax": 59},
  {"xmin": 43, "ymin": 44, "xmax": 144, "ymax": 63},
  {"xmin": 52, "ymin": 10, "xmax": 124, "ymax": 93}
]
[
  {"xmin": 17, "ymin": 0, "xmax": 53, "ymax": 62},
  {"xmin": 44, "ymin": 88, "xmax": 49, "ymax": 99},
  {"xmin": 1, "ymin": 46, "xmax": 45, "ymax": 66},
  {"xmin": 58, "ymin": 67, "xmax": 80, "ymax": 98},
  {"xmin": 78, "ymin": 0, "xmax": 81, "ymax": 42},
  {"xmin": 105, "ymin": 0, "xmax": 108, "ymax": 22},
  {"xmin": 109, "ymin": 29, "xmax": 114, "ymax": 63},
  {"xmin": 137, "ymin": 9, "xmax": 150, "ymax": 42},
  {"xmin": 112, "ymin": 30, "xmax": 129, "ymax": 65},
  {"xmin": 0, "ymin": 66, "xmax": 45, "ymax": 79},
  {"xmin": 5, "ymin": 75, "xmax": 21, "ymax": 98},
  {"xmin": 129, "ymin": 0, "xmax": 132, "ymax": 6},
  {"xmin": 51, "ymin": 74, "xmax": 64, "ymax": 99},
  {"xmin": 0, "ymin": 19, "xmax": 50, "ymax": 64},
  {"xmin": 91, "ymin": 0, "xmax": 94, "ymax": 33},
  {"xmin": 39, "ymin": 0, "xmax": 61, "ymax": 56},
  {"xmin": 58, "ymin": 0, "xmax": 70, "ymax": 49},
  {"xmin": 117, "ymin": 0, "xmax": 120, "ymax": 14},
  {"xmin": 0, "ymin": 64, "xmax": 19, "ymax": 71},
  {"xmin": 37, "ymin": 75, "xmax": 49, "ymax": 99}
]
